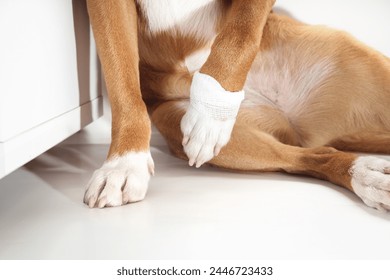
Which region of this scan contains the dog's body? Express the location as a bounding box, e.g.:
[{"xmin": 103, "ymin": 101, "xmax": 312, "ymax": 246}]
[{"xmin": 84, "ymin": 0, "xmax": 390, "ymax": 211}]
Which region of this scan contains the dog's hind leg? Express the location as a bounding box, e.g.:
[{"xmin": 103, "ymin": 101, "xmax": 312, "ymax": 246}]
[
  {"xmin": 152, "ymin": 101, "xmax": 390, "ymax": 211},
  {"xmin": 326, "ymin": 132, "xmax": 390, "ymax": 154}
]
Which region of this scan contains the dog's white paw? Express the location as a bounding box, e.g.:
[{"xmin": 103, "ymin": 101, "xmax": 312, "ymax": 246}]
[
  {"xmin": 180, "ymin": 107, "xmax": 235, "ymax": 168},
  {"xmin": 180, "ymin": 71, "xmax": 244, "ymax": 168},
  {"xmin": 350, "ymin": 156, "xmax": 390, "ymax": 212},
  {"xmin": 84, "ymin": 151, "xmax": 154, "ymax": 208}
]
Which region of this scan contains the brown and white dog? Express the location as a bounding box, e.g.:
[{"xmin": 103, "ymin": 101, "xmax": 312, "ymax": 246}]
[{"xmin": 83, "ymin": 0, "xmax": 390, "ymax": 211}]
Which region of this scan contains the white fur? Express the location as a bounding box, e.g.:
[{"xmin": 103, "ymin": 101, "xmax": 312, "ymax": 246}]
[
  {"xmin": 84, "ymin": 151, "xmax": 154, "ymax": 208},
  {"xmin": 137, "ymin": 0, "xmax": 219, "ymax": 41},
  {"xmin": 181, "ymin": 108, "xmax": 235, "ymax": 168},
  {"xmin": 243, "ymin": 46, "xmax": 336, "ymax": 117},
  {"xmin": 185, "ymin": 48, "xmax": 211, "ymax": 73},
  {"xmin": 181, "ymin": 72, "xmax": 244, "ymax": 168},
  {"xmin": 350, "ymin": 156, "xmax": 390, "ymax": 212}
]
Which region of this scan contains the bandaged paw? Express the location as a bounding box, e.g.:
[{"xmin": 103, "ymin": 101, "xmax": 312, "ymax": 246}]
[{"xmin": 180, "ymin": 71, "xmax": 244, "ymax": 168}]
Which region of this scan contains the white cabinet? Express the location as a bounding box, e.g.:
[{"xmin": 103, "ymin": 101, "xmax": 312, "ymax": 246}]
[{"xmin": 0, "ymin": 0, "xmax": 103, "ymax": 178}]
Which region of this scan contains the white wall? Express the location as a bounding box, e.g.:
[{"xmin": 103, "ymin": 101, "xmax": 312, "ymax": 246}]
[{"xmin": 276, "ymin": 0, "xmax": 390, "ymax": 56}]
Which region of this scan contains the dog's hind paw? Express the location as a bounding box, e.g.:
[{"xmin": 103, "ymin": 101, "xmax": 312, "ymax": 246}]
[
  {"xmin": 350, "ymin": 156, "xmax": 390, "ymax": 212},
  {"xmin": 83, "ymin": 151, "xmax": 154, "ymax": 208}
]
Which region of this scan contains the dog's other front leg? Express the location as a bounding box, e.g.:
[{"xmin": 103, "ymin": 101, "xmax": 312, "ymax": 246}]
[
  {"xmin": 84, "ymin": 0, "xmax": 153, "ymax": 208},
  {"xmin": 181, "ymin": 0, "xmax": 275, "ymax": 168}
]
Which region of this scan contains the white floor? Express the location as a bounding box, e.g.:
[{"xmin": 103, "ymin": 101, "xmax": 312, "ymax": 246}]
[{"xmin": 1, "ymin": 108, "xmax": 390, "ymax": 260}]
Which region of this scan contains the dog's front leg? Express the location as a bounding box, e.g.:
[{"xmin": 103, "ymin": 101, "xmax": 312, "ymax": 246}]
[
  {"xmin": 181, "ymin": 0, "xmax": 275, "ymax": 167},
  {"xmin": 84, "ymin": 0, "xmax": 153, "ymax": 208}
]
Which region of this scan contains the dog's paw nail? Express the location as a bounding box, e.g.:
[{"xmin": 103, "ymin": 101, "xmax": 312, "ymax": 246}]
[
  {"xmin": 214, "ymin": 146, "xmax": 221, "ymax": 156},
  {"xmin": 182, "ymin": 136, "xmax": 189, "ymax": 146},
  {"xmin": 88, "ymin": 199, "xmax": 96, "ymax": 208},
  {"xmin": 148, "ymin": 157, "xmax": 155, "ymax": 176},
  {"xmin": 189, "ymin": 159, "xmax": 195, "ymax": 166},
  {"xmin": 122, "ymin": 193, "xmax": 130, "ymax": 205},
  {"xmin": 97, "ymin": 197, "xmax": 107, "ymax": 208}
]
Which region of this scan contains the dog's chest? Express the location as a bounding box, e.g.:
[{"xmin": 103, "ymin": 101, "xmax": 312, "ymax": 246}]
[{"xmin": 137, "ymin": 0, "xmax": 219, "ymax": 41}]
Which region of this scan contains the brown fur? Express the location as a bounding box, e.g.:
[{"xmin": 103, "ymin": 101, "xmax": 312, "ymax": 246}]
[
  {"xmin": 87, "ymin": 0, "xmax": 151, "ymax": 156},
  {"xmin": 200, "ymin": 0, "xmax": 276, "ymax": 91}
]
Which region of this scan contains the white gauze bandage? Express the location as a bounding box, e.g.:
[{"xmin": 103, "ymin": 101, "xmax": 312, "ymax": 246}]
[
  {"xmin": 180, "ymin": 71, "xmax": 245, "ymax": 168},
  {"xmin": 190, "ymin": 71, "xmax": 244, "ymax": 121}
]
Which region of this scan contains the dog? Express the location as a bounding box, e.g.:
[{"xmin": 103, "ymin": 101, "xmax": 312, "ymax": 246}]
[{"xmin": 83, "ymin": 0, "xmax": 390, "ymax": 211}]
